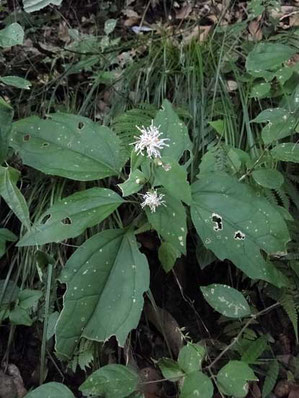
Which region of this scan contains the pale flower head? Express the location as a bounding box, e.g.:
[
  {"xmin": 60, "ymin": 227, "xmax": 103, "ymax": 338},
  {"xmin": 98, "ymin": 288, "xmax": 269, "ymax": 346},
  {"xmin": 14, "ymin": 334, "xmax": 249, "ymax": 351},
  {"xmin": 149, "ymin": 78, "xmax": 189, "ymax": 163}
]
[
  {"xmin": 130, "ymin": 120, "xmax": 169, "ymax": 158},
  {"xmin": 141, "ymin": 190, "xmax": 166, "ymax": 213}
]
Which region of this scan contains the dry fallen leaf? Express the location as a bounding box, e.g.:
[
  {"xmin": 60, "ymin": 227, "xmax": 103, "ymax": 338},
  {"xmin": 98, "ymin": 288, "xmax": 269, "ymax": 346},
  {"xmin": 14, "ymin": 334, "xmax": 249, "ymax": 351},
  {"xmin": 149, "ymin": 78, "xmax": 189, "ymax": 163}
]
[
  {"xmin": 248, "ymin": 20, "xmax": 263, "ymax": 41},
  {"xmin": 275, "ymin": 380, "xmax": 291, "ymax": 398},
  {"xmin": 175, "ymin": 2, "xmax": 193, "ymax": 20},
  {"xmin": 144, "ymin": 301, "xmax": 183, "ymax": 357}
]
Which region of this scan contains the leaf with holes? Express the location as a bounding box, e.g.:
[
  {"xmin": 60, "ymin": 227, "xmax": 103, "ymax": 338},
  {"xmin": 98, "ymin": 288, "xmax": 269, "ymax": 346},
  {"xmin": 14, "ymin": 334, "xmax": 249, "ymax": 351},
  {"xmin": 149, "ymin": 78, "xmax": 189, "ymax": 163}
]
[
  {"xmin": 201, "ymin": 284, "xmax": 250, "ymax": 318},
  {"xmin": 252, "ymin": 169, "xmax": 284, "ymax": 189},
  {"xmin": 17, "ymin": 188, "xmax": 123, "ymax": 246},
  {"xmin": 24, "ymin": 382, "xmax": 75, "ymax": 398},
  {"xmin": 11, "ymin": 113, "xmax": 126, "ymax": 181},
  {"xmin": 0, "ymin": 166, "xmax": 30, "ymax": 229},
  {"xmin": 55, "ymin": 229, "xmax": 149, "ymax": 360},
  {"xmin": 145, "ymin": 192, "xmax": 187, "ymax": 254},
  {"xmin": 0, "ymin": 229, "xmax": 17, "ymax": 258},
  {"xmin": 152, "ymin": 99, "xmax": 192, "ymax": 162},
  {"xmin": 23, "ymin": 0, "xmax": 63, "ymax": 13},
  {"xmin": 0, "ymin": 23, "xmax": 24, "ymax": 47},
  {"xmin": 191, "ymin": 172, "xmax": 289, "ymax": 286},
  {"xmin": 180, "ymin": 371, "xmax": 214, "ymax": 398},
  {"xmin": 246, "ymin": 43, "xmax": 296, "ymax": 74},
  {"xmin": 79, "ymin": 364, "xmax": 139, "ymax": 398},
  {"xmin": 178, "ymin": 343, "xmax": 206, "ymax": 373},
  {"xmin": 252, "ymin": 108, "xmax": 296, "ymax": 144},
  {"xmin": 271, "ymin": 143, "xmax": 299, "ymax": 163},
  {"xmin": 0, "ymin": 98, "xmax": 14, "ymax": 163},
  {"xmin": 217, "ymin": 361, "xmax": 258, "ymax": 398}
]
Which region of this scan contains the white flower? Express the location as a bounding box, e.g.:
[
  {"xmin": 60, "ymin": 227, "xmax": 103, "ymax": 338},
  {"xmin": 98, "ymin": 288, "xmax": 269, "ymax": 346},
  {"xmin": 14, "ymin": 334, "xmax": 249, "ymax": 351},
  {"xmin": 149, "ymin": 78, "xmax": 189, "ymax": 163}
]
[
  {"xmin": 131, "ymin": 120, "xmax": 169, "ymax": 158},
  {"xmin": 141, "ymin": 190, "xmax": 166, "ymax": 213}
]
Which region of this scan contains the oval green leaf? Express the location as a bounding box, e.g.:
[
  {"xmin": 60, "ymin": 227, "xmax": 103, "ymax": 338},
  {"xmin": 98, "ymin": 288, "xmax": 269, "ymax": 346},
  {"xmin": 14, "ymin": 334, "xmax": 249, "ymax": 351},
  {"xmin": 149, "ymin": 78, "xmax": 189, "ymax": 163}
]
[
  {"xmin": 23, "ymin": 0, "xmax": 63, "ymax": 13},
  {"xmin": 0, "ymin": 23, "xmax": 24, "ymax": 48},
  {"xmin": 55, "ymin": 229, "xmax": 149, "ymax": 359},
  {"xmin": 79, "ymin": 364, "xmax": 138, "ymax": 398},
  {"xmin": 180, "ymin": 371, "xmax": 213, "ymax": 398},
  {"xmin": 18, "ymin": 188, "xmax": 123, "ymax": 246},
  {"xmin": 200, "ymin": 284, "xmax": 251, "ymax": 318},
  {"xmin": 11, "ymin": 114, "xmax": 126, "ymax": 181},
  {"xmin": 0, "ymin": 76, "xmax": 31, "ymax": 89},
  {"xmin": 271, "ymin": 143, "xmax": 299, "ymax": 163},
  {"xmin": 246, "ymin": 43, "xmax": 295, "ymax": 73},
  {"xmin": 24, "ymin": 382, "xmax": 75, "ymax": 398},
  {"xmin": 252, "ymin": 168, "xmax": 284, "ymax": 189},
  {"xmin": 217, "ymin": 361, "xmax": 258, "ymax": 398},
  {"xmin": 178, "ymin": 343, "xmax": 206, "ymax": 373}
]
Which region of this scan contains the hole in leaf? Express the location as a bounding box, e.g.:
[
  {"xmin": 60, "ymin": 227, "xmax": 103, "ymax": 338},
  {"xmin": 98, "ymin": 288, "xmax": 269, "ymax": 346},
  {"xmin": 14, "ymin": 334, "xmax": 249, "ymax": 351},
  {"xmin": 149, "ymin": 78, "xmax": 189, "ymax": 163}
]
[
  {"xmin": 41, "ymin": 142, "xmax": 49, "ymax": 148},
  {"xmin": 212, "ymin": 213, "xmax": 223, "ymax": 231},
  {"xmin": 78, "ymin": 121, "xmax": 85, "ymax": 130},
  {"xmin": 41, "ymin": 214, "xmax": 51, "ymax": 224},
  {"xmin": 23, "ymin": 134, "xmax": 31, "ymax": 142},
  {"xmin": 61, "ymin": 217, "xmax": 72, "ymax": 225},
  {"xmin": 234, "ymin": 230, "xmax": 246, "ymax": 240}
]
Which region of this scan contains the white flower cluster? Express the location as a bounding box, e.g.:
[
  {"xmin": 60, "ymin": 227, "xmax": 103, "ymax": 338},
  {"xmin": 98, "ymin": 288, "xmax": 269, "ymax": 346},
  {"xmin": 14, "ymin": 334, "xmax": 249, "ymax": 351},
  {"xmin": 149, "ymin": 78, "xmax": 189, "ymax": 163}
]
[
  {"xmin": 140, "ymin": 190, "xmax": 166, "ymax": 213},
  {"xmin": 131, "ymin": 121, "xmax": 170, "ymax": 212},
  {"xmin": 131, "ymin": 120, "xmax": 169, "ymax": 159}
]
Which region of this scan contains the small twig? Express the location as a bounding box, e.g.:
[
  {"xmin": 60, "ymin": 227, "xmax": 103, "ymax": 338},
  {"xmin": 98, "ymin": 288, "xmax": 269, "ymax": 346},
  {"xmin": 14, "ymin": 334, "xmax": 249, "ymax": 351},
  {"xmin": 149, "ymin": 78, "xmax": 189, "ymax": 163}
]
[{"xmin": 206, "ymin": 302, "xmax": 280, "ymax": 370}]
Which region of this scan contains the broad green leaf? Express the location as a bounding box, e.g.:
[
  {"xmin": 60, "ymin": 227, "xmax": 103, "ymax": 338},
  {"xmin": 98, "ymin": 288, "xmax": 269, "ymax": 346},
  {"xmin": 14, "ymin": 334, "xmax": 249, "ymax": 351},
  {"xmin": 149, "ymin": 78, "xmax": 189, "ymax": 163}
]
[
  {"xmin": 209, "ymin": 120, "xmax": 225, "ymax": 135},
  {"xmin": 200, "ymin": 284, "xmax": 250, "ymax": 318},
  {"xmin": 18, "ymin": 188, "xmax": 123, "ymax": 246},
  {"xmin": 47, "ymin": 311, "xmax": 59, "ymax": 340},
  {"xmin": 18, "ymin": 289, "xmax": 42, "ymax": 309},
  {"xmin": 191, "ymin": 173, "xmax": 289, "ymax": 286},
  {"xmin": 0, "ymin": 228, "xmax": 17, "ymax": 258},
  {"xmin": 23, "ymin": 0, "xmax": 63, "ymax": 13},
  {"xmin": 250, "ymin": 82, "xmax": 271, "ymax": 98},
  {"xmin": 118, "ymin": 169, "xmax": 146, "ymax": 197},
  {"xmin": 24, "ymin": 382, "xmax": 75, "ymax": 398},
  {"xmin": 9, "ymin": 305, "xmax": 32, "ymax": 326},
  {"xmin": 180, "ymin": 371, "xmax": 213, "ymax": 398},
  {"xmin": 55, "ymin": 229, "xmax": 149, "ymax": 359},
  {"xmin": 0, "ymin": 166, "xmax": 31, "ymax": 229},
  {"xmin": 275, "ymin": 66, "xmax": 293, "ymax": 85},
  {"xmin": 104, "ymin": 19, "xmax": 117, "ymax": 35},
  {"xmin": 158, "ymin": 358, "xmax": 183, "ymax": 381},
  {"xmin": 252, "ymin": 169, "xmax": 284, "ymax": 189},
  {"xmin": 11, "ymin": 113, "xmax": 126, "ymax": 181},
  {"xmin": 252, "ymin": 108, "xmax": 296, "ymax": 144},
  {"xmin": 145, "ymin": 192, "xmax": 187, "ymax": 254},
  {"xmin": 178, "ymin": 344, "xmax": 205, "ymax": 373},
  {"xmin": 262, "ymin": 360, "xmax": 279, "ymax": 398},
  {"xmin": 0, "ymin": 76, "xmax": 31, "ymax": 89},
  {"xmin": 217, "ymin": 361, "xmax": 258, "ymax": 398},
  {"xmin": 154, "ymin": 158, "xmax": 191, "ymax": 204},
  {"xmin": 271, "ymin": 143, "xmax": 299, "ymax": 163},
  {"xmin": 153, "ymin": 99, "xmax": 192, "ymax": 161},
  {"xmin": 0, "ymin": 23, "xmax": 24, "ymax": 47},
  {"xmin": 0, "ymin": 280, "xmax": 19, "ymax": 306},
  {"xmin": 241, "ymin": 335, "xmax": 268, "ymax": 364},
  {"xmin": 246, "ymin": 43, "xmax": 295, "ymax": 73},
  {"xmin": 0, "ymin": 98, "xmax": 14, "ymax": 163},
  {"xmin": 79, "ymin": 364, "xmax": 138, "ymax": 398},
  {"xmin": 158, "ymin": 242, "xmax": 180, "ymax": 273}
]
